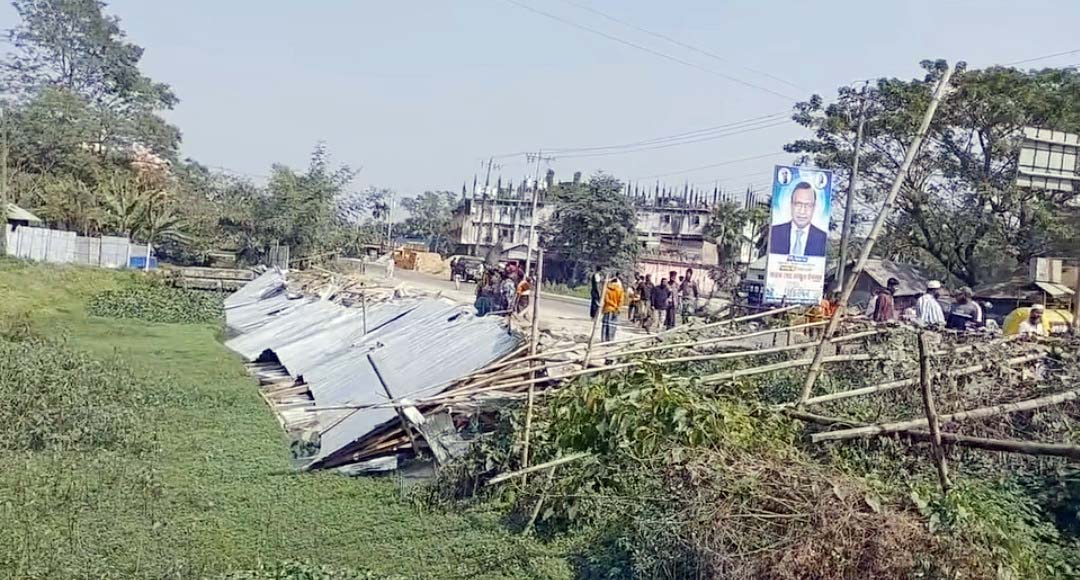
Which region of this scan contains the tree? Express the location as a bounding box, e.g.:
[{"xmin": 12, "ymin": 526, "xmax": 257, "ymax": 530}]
[
  {"xmin": 787, "ymin": 61, "xmax": 1080, "ymax": 285},
  {"xmin": 2, "ymin": 0, "xmax": 180, "ymax": 157},
  {"xmin": 703, "ymin": 199, "xmax": 750, "ymax": 267},
  {"xmin": 399, "ymin": 190, "xmax": 457, "ymax": 254},
  {"xmin": 543, "ymin": 172, "xmax": 639, "ymax": 281},
  {"xmin": 261, "ymin": 144, "xmax": 357, "ymax": 261}
]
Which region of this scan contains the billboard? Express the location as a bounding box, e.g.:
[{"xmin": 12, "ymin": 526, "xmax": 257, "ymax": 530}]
[{"xmin": 764, "ymin": 165, "xmax": 833, "ymax": 305}]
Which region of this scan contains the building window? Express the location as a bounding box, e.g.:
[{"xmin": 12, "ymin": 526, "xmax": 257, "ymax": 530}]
[
  {"xmin": 692, "ymin": 215, "xmax": 701, "ymax": 226},
  {"xmin": 661, "ymin": 214, "xmax": 671, "ymax": 225}
]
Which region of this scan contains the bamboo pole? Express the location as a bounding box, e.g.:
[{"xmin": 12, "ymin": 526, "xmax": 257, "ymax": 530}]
[
  {"xmin": 521, "ymin": 249, "xmax": 544, "ymax": 484},
  {"xmin": 700, "ymin": 353, "xmax": 880, "ymax": 385},
  {"xmin": 368, "ymin": 354, "xmax": 420, "ymax": 457},
  {"xmin": 918, "ymin": 332, "xmax": 950, "ymax": 493},
  {"xmin": 509, "ymin": 304, "xmax": 803, "ymax": 368},
  {"xmin": 812, "ymin": 388, "xmax": 1080, "ymax": 443},
  {"xmin": 798, "ymin": 64, "xmax": 954, "ymax": 405},
  {"xmin": 488, "ymin": 452, "xmax": 591, "ymax": 486},
  {"xmin": 797, "ymin": 353, "xmax": 1044, "ymax": 407},
  {"xmin": 305, "ymin": 331, "xmax": 889, "ymax": 413},
  {"xmin": 787, "ymin": 409, "xmax": 1080, "ymax": 459},
  {"xmin": 523, "ymin": 466, "xmax": 557, "ymax": 535}
]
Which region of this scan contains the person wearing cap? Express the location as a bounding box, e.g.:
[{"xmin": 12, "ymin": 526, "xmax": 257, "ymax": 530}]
[
  {"xmin": 1017, "ymin": 304, "xmax": 1048, "ymax": 337},
  {"xmin": 950, "ymin": 286, "xmax": 983, "ymax": 328},
  {"xmin": 872, "ymin": 278, "xmax": 900, "ymax": 323},
  {"xmin": 916, "ymin": 280, "xmax": 946, "ymax": 327}
]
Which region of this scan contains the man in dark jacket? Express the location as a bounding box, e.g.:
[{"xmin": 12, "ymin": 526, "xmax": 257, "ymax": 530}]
[
  {"xmin": 650, "ymin": 279, "xmax": 672, "ymax": 332},
  {"xmin": 589, "ymin": 265, "xmax": 603, "ymax": 319}
]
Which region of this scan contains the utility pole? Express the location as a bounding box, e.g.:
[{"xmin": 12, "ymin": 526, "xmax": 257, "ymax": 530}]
[
  {"xmin": 835, "ymin": 83, "xmax": 867, "ymax": 292},
  {"xmin": 524, "ymin": 150, "xmax": 554, "ymax": 277},
  {"xmin": 480, "ymin": 157, "xmax": 501, "ymax": 250}
]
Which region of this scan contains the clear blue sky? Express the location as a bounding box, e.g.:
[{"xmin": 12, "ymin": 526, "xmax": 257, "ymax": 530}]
[{"xmin": 3, "ymin": 0, "xmax": 1078, "ymax": 197}]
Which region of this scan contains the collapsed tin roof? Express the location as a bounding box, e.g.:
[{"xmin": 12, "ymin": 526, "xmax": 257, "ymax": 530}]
[{"xmin": 224, "ymin": 269, "xmax": 522, "ymax": 469}]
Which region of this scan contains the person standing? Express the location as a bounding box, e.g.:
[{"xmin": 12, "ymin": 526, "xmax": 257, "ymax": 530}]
[
  {"xmin": 1017, "ymin": 304, "xmax": 1048, "ymax": 337},
  {"xmin": 500, "ymin": 272, "xmax": 517, "ymax": 315},
  {"xmin": 638, "ymin": 274, "xmax": 654, "ymax": 330},
  {"xmin": 679, "ymin": 268, "xmax": 700, "ymax": 324},
  {"xmin": 589, "ymin": 265, "xmax": 604, "ymax": 320},
  {"xmin": 871, "ymin": 278, "xmax": 899, "ymax": 323},
  {"xmin": 651, "ymin": 278, "xmax": 672, "ymax": 332},
  {"xmin": 667, "ymin": 271, "xmax": 679, "ymax": 328},
  {"xmin": 601, "ymin": 274, "xmax": 625, "ymax": 343},
  {"xmin": 949, "ymin": 287, "xmax": 982, "ymax": 327},
  {"xmin": 916, "ymin": 280, "xmax": 946, "ymax": 327},
  {"xmin": 628, "ymin": 273, "xmax": 642, "ymax": 322}
]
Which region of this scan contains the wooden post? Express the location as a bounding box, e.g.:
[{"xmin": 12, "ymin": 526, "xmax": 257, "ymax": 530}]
[
  {"xmin": 798, "ymin": 64, "xmax": 954, "ymax": 405},
  {"xmin": 521, "ymin": 249, "xmax": 544, "ymax": 484},
  {"xmin": 835, "ymin": 84, "xmax": 867, "ymax": 291},
  {"xmin": 367, "ymin": 354, "xmax": 420, "ymax": 458},
  {"xmin": 918, "ymin": 332, "xmax": 950, "ymax": 493}
]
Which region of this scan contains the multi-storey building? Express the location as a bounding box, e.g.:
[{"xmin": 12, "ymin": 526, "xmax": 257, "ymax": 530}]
[{"xmin": 448, "ymin": 173, "xmax": 768, "ymax": 270}]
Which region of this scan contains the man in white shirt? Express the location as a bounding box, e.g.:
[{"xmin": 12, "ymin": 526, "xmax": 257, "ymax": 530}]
[
  {"xmin": 916, "ymin": 280, "xmax": 946, "ymax": 327},
  {"xmin": 1017, "ymin": 304, "xmax": 1048, "ymax": 337}
]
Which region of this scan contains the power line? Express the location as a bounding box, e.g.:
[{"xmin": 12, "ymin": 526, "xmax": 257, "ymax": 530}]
[
  {"xmin": 558, "ymin": 0, "xmax": 808, "ymax": 94},
  {"xmin": 1004, "ymin": 48, "xmax": 1080, "ymax": 66},
  {"xmin": 499, "ymin": 0, "xmax": 798, "ymax": 101},
  {"xmin": 545, "ymin": 112, "xmax": 788, "ymax": 154},
  {"xmin": 553, "ymin": 119, "xmax": 793, "ymax": 159},
  {"xmin": 632, "ymin": 151, "xmax": 789, "ymax": 180}
]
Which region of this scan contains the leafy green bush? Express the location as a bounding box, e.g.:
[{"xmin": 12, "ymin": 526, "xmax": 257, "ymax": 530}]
[
  {"xmin": 0, "ymin": 338, "xmax": 150, "ymax": 452},
  {"xmin": 87, "ymin": 280, "xmax": 223, "ymax": 324},
  {"xmin": 911, "ymin": 480, "xmax": 1080, "ymax": 579}
]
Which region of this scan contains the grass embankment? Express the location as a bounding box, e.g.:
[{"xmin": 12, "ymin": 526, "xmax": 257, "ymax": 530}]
[{"xmin": 0, "ymin": 259, "xmax": 571, "ymax": 580}]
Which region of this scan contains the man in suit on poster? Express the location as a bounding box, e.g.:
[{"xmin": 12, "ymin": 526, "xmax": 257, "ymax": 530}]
[{"xmin": 769, "ymin": 181, "xmax": 827, "ymax": 257}]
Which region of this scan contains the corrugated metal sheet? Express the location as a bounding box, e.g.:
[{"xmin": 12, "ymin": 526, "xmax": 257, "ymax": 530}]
[{"xmin": 224, "ymin": 269, "xmax": 521, "ymax": 469}]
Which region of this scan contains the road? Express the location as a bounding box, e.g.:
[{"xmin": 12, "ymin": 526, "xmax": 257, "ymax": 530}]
[
  {"xmin": 393, "ymin": 268, "xmax": 608, "ymax": 337},
  {"xmin": 390, "ymin": 267, "xmax": 778, "ymax": 347}
]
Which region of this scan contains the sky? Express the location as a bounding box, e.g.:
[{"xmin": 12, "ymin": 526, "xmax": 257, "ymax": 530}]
[{"xmin": 2, "ymin": 0, "xmax": 1079, "ymax": 200}]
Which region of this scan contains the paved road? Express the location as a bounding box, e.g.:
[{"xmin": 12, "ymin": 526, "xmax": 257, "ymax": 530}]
[{"xmin": 389, "ymin": 268, "xmax": 782, "ymax": 348}]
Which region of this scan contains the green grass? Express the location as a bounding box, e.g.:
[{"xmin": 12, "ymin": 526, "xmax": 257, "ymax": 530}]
[{"xmin": 0, "ymin": 259, "xmax": 574, "ymax": 580}]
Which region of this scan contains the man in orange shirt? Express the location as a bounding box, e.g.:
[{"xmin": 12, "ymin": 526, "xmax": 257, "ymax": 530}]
[{"xmin": 601, "ymin": 273, "xmax": 625, "ymax": 343}]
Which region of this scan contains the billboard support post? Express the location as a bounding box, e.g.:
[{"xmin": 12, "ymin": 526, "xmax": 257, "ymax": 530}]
[{"xmin": 798, "ymin": 64, "xmax": 954, "ymax": 406}]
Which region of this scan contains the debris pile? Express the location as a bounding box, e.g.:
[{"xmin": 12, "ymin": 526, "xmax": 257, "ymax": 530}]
[{"xmin": 224, "ymin": 269, "xmax": 523, "ymax": 471}]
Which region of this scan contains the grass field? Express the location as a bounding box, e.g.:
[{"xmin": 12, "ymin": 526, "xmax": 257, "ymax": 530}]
[{"xmin": 0, "ymin": 260, "xmax": 574, "ymax": 580}]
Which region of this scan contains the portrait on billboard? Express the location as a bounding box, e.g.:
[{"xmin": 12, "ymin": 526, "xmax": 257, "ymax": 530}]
[{"xmin": 768, "ymin": 180, "xmax": 828, "ymax": 257}]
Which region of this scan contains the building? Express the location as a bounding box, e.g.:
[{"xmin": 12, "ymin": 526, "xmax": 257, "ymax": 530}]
[
  {"xmin": 974, "ymin": 257, "xmax": 1077, "ymax": 322},
  {"xmin": 448, "ymin": 173, "xmax": 767, "ymax": 270},
  {"xmin": 825, "ymin": 259, "xmax": 935, "ymax": 313},
  {"xmin": 4, "ymin": 203, "xmax": 42, "ymax": 230}
]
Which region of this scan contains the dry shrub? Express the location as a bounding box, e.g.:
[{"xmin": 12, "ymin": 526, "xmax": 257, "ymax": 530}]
[{"xmin": 655, "ymin": 450, "xmax": 987, "ymax": 580}]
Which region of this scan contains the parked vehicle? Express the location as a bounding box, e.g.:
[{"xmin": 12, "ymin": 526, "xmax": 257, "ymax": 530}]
[{"xmin": 450, "ymin": 256, "xmax": 485, "ymax": 282}]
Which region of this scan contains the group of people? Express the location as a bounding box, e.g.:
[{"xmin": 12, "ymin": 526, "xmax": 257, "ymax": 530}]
[
  {"xmin": 474, "ymin": 263, "xmax": 532, "ymax": 317},
  {"xmin": 587, "ymin": 267, "xmax": 701, "ymax": 343},
  {"xmin": 865, "ymin": 279, "xmax": 1048, "ymax": 337}
]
